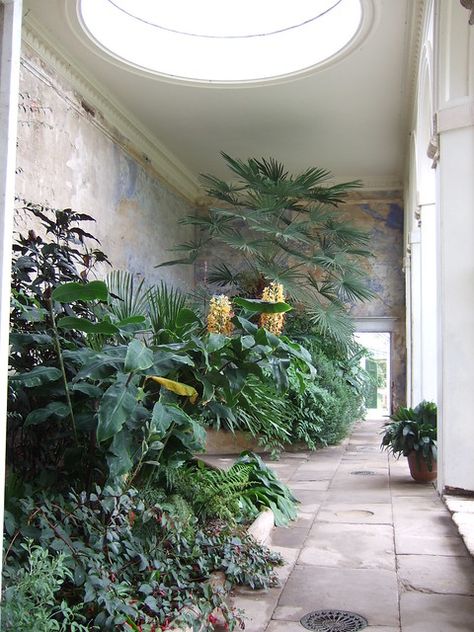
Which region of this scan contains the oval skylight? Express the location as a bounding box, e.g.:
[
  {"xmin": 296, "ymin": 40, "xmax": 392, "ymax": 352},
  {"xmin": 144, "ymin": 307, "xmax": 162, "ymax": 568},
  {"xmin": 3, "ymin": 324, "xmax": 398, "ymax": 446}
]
[{"xmin": 79, "ymin": 0, "xmax": 364, "ymax": 83}]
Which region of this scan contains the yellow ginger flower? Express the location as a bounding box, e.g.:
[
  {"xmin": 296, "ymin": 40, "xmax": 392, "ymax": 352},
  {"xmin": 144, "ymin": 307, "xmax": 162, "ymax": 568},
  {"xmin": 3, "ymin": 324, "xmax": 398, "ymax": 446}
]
[
  {"xmin": 260, "ymin": 282, "xmax": 285, "ymax": 335},
  {"xmin": 207, "ymin": 294, "xmax": 234, "ymax": 335}
]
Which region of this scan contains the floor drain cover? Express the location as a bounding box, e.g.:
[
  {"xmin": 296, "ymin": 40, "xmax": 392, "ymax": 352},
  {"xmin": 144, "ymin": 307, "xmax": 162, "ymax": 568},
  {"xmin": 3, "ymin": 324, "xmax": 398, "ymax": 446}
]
[
  {"xmin": 300, "ymin": 610, "xmax": 368, "ymax": 631},
  {"xmin": 350, "ymin": 471, "xmax": 376, "ymax": 476}
]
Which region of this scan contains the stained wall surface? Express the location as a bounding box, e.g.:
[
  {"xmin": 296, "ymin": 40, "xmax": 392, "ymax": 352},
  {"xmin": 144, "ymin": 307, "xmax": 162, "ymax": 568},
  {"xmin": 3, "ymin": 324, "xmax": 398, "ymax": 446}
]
[
  {"xmin": 14, "ymin": 44, "xmax": 195, "ymax": 289},
  {"xmin": 343, "ymin": 190, "xmax": 406, "ymax": 407}
]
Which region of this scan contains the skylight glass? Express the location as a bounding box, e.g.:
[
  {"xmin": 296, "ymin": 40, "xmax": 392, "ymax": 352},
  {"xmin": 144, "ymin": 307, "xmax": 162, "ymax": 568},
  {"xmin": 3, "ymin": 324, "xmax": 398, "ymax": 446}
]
[{"xmin": 79, "ymin": 0, "xmax": 363, "ymax": 83}]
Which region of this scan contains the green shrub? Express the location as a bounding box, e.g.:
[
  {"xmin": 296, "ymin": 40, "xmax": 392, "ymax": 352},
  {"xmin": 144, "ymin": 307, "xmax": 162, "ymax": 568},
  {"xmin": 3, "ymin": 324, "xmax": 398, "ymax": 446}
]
[
  {"xmin": 286, "ymin": 337, "xmax": 369, "ymax": 447},
  {"xmin": 1, "ymin": 540, "xmax": 90, "ymax": 631},
  {"xmin": 172, "ymin": 452, "xmax": 299, "ymax": 527},
  {"xmin": 3, "ymin": 485, "xmax": 283, "ymax": 630}
]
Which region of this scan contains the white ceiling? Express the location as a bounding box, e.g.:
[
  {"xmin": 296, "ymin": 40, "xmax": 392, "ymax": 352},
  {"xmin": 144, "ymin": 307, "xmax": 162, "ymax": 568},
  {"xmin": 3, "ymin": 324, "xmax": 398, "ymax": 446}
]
[{"xmin": 23, "ymin": 0, "xmax": 420, "ymax": 197}]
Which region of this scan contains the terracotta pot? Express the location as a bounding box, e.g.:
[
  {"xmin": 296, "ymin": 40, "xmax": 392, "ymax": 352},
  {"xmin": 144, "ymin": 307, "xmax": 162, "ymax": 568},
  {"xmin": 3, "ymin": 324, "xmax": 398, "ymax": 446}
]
[{"xmin": 407, "ymin": 451, "xmax": 437, "ymax": 483}]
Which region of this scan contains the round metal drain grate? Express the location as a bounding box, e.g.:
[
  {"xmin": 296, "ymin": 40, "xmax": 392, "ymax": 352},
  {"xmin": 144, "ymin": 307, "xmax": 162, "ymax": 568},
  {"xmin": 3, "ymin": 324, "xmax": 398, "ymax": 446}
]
[
  {"xmin": 350, "ymin": 470, "xmax": 376, "ymax": 476},
  {"xmin": 300, "ymin": 609, "xmax": 368, "ymax": 631}
]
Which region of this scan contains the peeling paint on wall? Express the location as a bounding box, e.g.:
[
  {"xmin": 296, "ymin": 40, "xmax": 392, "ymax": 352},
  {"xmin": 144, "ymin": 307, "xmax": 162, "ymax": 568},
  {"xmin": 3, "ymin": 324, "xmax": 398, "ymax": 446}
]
[
  {"xmin": 343, "ymin": 191, "xmax": 406, "ymax": 406},
  {"xmin": 14, "ymin": 45, "xmax": 195, "ymax": 290}
]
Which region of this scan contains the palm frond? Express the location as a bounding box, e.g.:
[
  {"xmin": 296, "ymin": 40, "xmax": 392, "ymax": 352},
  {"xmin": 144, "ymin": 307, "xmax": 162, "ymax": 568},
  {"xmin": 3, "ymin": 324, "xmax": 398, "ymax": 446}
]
[
  {"xmin": 155, "ymin": 238, "xmax": 209, "ymax": 268},
  {"xmin": 207, "ymin": 263, "xmax": 244, "ymax": 287},
  {"xmin": 253, "ymin": 156, "xmax": 288, "ymax": 182},
  {"xmin": 332, "ymin": 274, "xmax": 377, "ymax": 303},
  {"xmin": 219, "ymin": 231, "xmax": 268, "ymax": 255},
  {"xmin": 178, "ymin": 211, "xmax": 234, "ymax": 236},
  {"xmin": 321, "ymin": 220, "xmax": 371, "ymax": 247},
  {"xmin": 307, "ymin": 180, "xmax": 362, "ymax": 206},
  {"xmin": 199, "ymin": 171, "xmax": 245, "ymax": 205},
  {"xmin": 307, "ymin": 302, "xmax": 355, "ymax": 344},
  {"xmin": 106, "ymin": 270, "xmax": 148, "ymax": 321},
  {"xmin": 148, "ymin": 282, "xmax": 187, "ymax": 343}
]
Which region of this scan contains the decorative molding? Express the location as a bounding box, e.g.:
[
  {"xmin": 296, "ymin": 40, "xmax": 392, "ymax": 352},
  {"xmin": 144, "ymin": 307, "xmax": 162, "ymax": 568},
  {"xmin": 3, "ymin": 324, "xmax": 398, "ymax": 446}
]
[
  {"xmin": 460, "ymin": 0, "xmax": 474, "ymax": 25},
  {"xmin": 437, "ymin": 102, "xmax": 474, "ymax": 132},
  {"xmin": 352, "ymin": 317, "xmax": 399, "ymax": 332},
  {"xmin": 427, "ymin": 112, "xmax": 439, "ymax": 167},
  {"xmin": 21, "ymin": 16, "xmax": 202, "ymax": 203},
  {"xmin": 403, "ymin": 0, "xmax": 427, "ymax": 127},
  {"xmin": 414, "ymin": 205, "xmax": 422, "ymax": 227}
]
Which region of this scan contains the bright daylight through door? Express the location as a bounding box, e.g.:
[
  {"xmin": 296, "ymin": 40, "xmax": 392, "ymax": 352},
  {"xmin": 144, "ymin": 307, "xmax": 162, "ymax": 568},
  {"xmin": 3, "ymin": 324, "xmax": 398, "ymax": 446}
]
[{"xmin": 355, "ymin": 332, "xmax": 391, "ymax": 419}]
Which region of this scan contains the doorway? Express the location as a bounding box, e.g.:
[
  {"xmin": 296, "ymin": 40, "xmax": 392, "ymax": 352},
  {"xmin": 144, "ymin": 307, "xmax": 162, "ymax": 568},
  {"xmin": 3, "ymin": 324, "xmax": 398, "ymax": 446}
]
[{"xmin": 355, "ymin": 331, "xmax": 391, "ymax": 419}]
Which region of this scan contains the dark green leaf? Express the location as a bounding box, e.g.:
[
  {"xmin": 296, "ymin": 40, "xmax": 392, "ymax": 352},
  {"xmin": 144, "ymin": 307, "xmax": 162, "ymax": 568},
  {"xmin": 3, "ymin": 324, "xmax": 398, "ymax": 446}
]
[
  {"xmin": 124, "ymin": 339, "xmax": 153, "ymax": 373},
  {"xmin": 233, "ymin": 297, "xmax": 292, "ymax": 314},
  {"xmin": 25, "ymin": 401, "xmax": 70, "ymax": 426},
  {"xmin": 9, "ymin": 365, "xmax": 62, "ymax": 388},
  {"xmin": 52, "ymin": 280, "xmax": 108, "ymax": 302},
  {"xmin": 97, "ymin": 379, "xmax": 137, "ymax": 442},
  {"xmin": 57, "ymin": 317, "xmax": 119, "ymax": 335}
]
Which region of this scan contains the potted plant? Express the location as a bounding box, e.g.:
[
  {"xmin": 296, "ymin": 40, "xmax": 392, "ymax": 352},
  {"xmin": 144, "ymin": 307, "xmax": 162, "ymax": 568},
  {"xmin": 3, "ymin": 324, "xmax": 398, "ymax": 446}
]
[{"xmin": 381, "ymin": 401, "xmax": 437, "ymax": 482}]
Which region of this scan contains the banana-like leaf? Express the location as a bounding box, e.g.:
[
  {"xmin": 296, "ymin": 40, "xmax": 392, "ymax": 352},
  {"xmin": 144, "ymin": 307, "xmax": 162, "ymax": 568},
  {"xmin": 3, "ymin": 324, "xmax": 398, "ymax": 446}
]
[
  {"xmin": 57, "ymin": 317, "xmax": 119, "ymax": 335},
  {"xmin": 52, "ymin": 281, "xmax": 108, "ymax": 303},
  {"xmin": 97, "ymin": 379, "xmax": 137, "ymax": 443},
  {"xmin": 233, "ymin": 297, "xmax": 292, "ymax": 314},
  {"xmin": 9, "ymin": 365, "xmax": 62, "ymax": 387},
  {"xmin": 147, "ymin": 376, "xmax": 198, "ymax": 404},
  {"xmin": 124, "ymin": 339, "xmax": 153, "ymax": 373}
]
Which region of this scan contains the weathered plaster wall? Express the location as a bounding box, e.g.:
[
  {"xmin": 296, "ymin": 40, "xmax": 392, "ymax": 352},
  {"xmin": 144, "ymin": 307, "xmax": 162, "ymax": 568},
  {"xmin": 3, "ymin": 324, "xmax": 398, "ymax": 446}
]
[
  {"xmin": 14, "ymin": 44, "xmax": 195, "ymax": 289},
  {"xmin": 342, "ymin": 190, "xmax": 406, "ymax": 407}
]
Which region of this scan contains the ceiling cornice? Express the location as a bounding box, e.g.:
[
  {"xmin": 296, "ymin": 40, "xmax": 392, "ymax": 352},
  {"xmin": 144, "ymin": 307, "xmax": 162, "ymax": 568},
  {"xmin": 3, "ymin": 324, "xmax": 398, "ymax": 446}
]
[
  {"xmin": 404, "ymin": 0, "xmax": 427, "ymax": 126},
  {"xmin": 22, "ymin": 15, "xmax": 202, "ymax": 203}
]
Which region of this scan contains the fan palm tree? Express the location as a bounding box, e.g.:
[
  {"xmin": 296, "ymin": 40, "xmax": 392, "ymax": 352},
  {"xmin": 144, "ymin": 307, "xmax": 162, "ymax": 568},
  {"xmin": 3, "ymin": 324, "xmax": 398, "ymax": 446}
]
[{"xmin": 159, "ymin": 153, "xmax": 376, "ymax": 343}]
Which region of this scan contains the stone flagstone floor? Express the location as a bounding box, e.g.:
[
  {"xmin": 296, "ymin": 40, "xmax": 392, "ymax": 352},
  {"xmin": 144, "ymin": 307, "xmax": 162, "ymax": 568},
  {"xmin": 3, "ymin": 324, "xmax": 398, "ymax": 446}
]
[{"xmin": 227, "ymin": 418, "xmax": 474, "ymax": 632}]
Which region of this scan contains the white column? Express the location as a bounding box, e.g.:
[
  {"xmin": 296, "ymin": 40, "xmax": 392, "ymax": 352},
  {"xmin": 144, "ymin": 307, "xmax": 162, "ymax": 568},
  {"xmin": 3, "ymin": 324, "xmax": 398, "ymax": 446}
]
[
  {"xmin": 408, "ymin": 227, "xmax": 422, "ymax": 405},
  {"xmin": 0, "ymin": 0, "xmax": 23, "ymax": 574},
  {"xmin": 437, "ymin": 123, "xmax": 474, "ymax": 493},
  {"xmin": 419, "ymin": 203, "xmax": 438, "ymax": 402},
  {"xmin": 435, "ymin": 0, "xmax": 474, "ymax": 493}
]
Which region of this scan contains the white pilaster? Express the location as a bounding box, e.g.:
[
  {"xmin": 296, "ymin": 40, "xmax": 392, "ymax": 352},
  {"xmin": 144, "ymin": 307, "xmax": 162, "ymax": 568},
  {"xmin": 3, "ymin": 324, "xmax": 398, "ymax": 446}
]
[
  {"xmin": 0, "ymin": 0, "xmax": 23, "ymax": 575},
  {"xmin": 419, "ymin": 202, "xmax": 438, "ymax": 401},
  {"xmin": 435, "ymin": 0, "xmax": 474, "ymax": 493},
  {"xmin": 408, "ymin": 227, "xmax": 423, "ymax": 405}
]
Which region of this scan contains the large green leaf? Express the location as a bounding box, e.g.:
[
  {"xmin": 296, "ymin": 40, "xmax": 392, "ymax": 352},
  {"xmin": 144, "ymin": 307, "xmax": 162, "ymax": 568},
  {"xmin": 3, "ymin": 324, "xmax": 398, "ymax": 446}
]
[
  {"xmin": 57, "ymin": 317, "xmax": 119, "ymax": 335},
  {"xmin": 52, "ymin": 280, "xmax": 108, "ymax": 303},
  {"xmin": 173, "ymin": 418, "xmax": 206, "ymax": 452},
  {"xmin": 150, "ymin": 402, "xmax": 175, "ymax": 436},
  {"xmin": 107, "ymin": 428, "xmax": 133, "ymax": 479},
  {"xmin": 233, "ymin": 297, "xmax": 292, "ymax": 314},
  {"xmin": 97, "ymin": 379, "xmax": 137, "ymax": 443},
  {"xmin": 9, "ymin": 365, "xmax": 62, "ymax": 388},
  {"xmin": 124, "ymin": 339, "xmax": 153, "ymax": 373},
  {"xmin": 25, "ymin": 401, "xmax": 70, "ymax": 426}
]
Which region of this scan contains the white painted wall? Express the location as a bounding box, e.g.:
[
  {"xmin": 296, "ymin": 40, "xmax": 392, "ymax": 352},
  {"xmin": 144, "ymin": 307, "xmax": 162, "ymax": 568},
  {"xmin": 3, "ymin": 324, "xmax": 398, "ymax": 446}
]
[{"xmin": 405, "ymin": 0, "xmax": 474, "ymax": 492}]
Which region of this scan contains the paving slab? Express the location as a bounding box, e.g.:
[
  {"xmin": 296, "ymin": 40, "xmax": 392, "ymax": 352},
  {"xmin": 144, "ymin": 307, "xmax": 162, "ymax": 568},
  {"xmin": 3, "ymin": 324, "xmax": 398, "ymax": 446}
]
[
  {"xmin": 289, "ymin": 480, "xmax": 331, "ymax": 492},
  {"xmin": 273, "ymin": 566, "xmax": 399, "ymax": 627},
  {"xmin": 398, "ymin": 554, "xmax": 474, "ymax": 595},
  {"xmin": 300, "ymin": 522, "xmax": 395, "ymax": 570},
  {"xmin": 316, "ymin": 502, "xmax": 393, "ymax": 525},
  {"xmin": 223, "ymin": 417, "xmax": 474, "ymax": 632},
  {"xmin": 291, "ymin": 469, "xmax": 336, "ymax": 481},
  {"xmin": 271, "ymin": 527, "xmax": 309, "ymax": 549},
  {"xmin": 400, "ymin": 592, "xmax": 474, "ymax": 631},
  {"xmin": 395, "ymin": 532, "xmax": 468, "ymax": 557}
]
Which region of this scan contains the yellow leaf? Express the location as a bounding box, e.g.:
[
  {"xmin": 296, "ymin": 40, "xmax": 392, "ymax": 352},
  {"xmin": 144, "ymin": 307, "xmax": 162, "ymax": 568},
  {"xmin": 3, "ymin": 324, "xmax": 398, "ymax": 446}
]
[{"xmin": 147, "ymin": 376, "xmax": 198, "ymax": 404}]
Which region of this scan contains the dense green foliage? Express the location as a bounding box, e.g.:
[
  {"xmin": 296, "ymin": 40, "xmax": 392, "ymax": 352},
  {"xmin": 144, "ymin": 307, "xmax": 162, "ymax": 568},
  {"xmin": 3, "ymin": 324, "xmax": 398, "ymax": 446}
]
[
  {"xmin": 5, "ymin": 204, "xmax": 304, "ymax": 630},
  {"xmin": 3, "ymin": 485, "xmax": 282, "ymax": 630},
  {"xmin": 160, "ymin": 153, "xmax": 375, "ymax": 343},
  {"xmin": 381, "ymin": 400, "xmax": 437, "ymax": 470},
  {"xmin": 173, "ymin": 452, "xmax": 298, "ymax": 526},
  {"xmin": 6, "ymin": 200, "xmax": 373, "ymax": 630}
]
